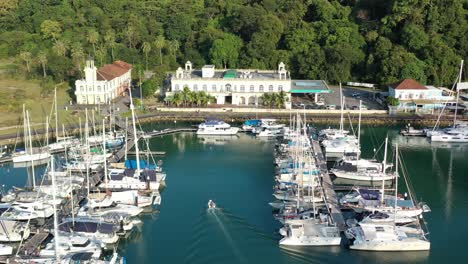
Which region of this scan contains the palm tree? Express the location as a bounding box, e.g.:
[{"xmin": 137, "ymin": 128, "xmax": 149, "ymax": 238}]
[
  {"xmin": 37, "ymin": 51, "xmax": 48, "ymax": 77},
  {"xmin": 95, "ymin": 45, "xmax": 106, "ymax": 66},
  {"xmin": 104, "ymin": 30, "xmax": 116, "ymax": 61},
  {"xmin": 71, "ymin": 44, "xmax": 85, "ymax": 71},
  {"xmin": 142, "ymin": 41, "xmax": 151, "ymax": 70},
  {"xmin": 181, "ymin": 86, "xmax": 192, "ymax": 107},
  {"xmin": 168, "ymin": 40, "xmax": 179, "ymax": 57},
  {"xmin": 153, "ymin": 35, "xmax": 165, "ymax": 65},
  {"xmin": 171, "ymin": 92, "xmax": 183, "ymax": 107},
  {"xmin": 19, "ymin": 51, "xmax": 32, "ymax": 73},
  {"xmin": 275, "ymin": 91, "xmax": 287, "ymax": 109},
  {"xmin": 88, "ymin": 29, "xmax": 99, "ymax": 55},
  {"xmin": 53, "ymin": 40, "xmax": 67, "ymax": 57}
]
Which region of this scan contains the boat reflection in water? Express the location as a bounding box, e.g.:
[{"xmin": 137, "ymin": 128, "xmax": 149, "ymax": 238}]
[{"xmin": 197, "ymin": 135, "xmax": 239, "ymax": 146}]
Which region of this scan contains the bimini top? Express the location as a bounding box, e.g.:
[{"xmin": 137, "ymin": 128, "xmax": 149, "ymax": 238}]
[
  {"xmin": 358, "ymin": 189, "xmax": 380, "ymax": 200},
  {"xmin": 244, "ymin": 119, "xmax": 262, "ymax": 126}
]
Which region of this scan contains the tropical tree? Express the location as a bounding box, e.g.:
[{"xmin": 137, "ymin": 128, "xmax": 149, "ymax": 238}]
[
  {"xmin": 19, "ymin": 51, "xmax": 32, "ymax": 73},
  {"xmin": 168, "ymin": 40, "xmax": 180, "ymax": 57},
  {"xmin": 95, "ymin": 45, "xmax": 106, "ymax": 66},
  {"xmin": 153, "ymin": 35, "xmax": 165, "ymax": 65},
  {"xmin": 386, "ymin": 96, "xmax": 400, "ymax": 106},
  {"xmin": 142, "ymin": 41, "xmax": 151, "ymax": 70},
  {"xmin": 274, "ymin": 91, "xmax": 288, "ymax": 109},
  {"xmin": 40, "ymin": 20, "xmax": 61, "ymax": 41},
  {"xmin": 209, "ymin": 33, "xmax": 243, "ymax": 68},
  {"xmin": 37, "ymin": 51, "xmax": 48, "ymax": 77},
  {"xmin": 53, "ymin": 40, "xmax": 67, "ymax": 57},
  {"xmin": 171, "ymin": 92, "xmax": 183, "ymax": 106},
  {"xmin": 181, "ymin": 86, "xmax": 193, "ymax": 107},
  {"xmin": 71, "ymin": 44, "xmax": 85, "ymax": 71},
  {"xmin": 88, "ymin": 29, "xmax": 99, "ymax": 55},
  {"xmin": 104, "ymin": 30, "xmax": 116, "ymax": 60}
]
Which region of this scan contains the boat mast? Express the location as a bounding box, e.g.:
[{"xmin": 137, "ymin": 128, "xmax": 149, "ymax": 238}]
[
  {"xmin": 357, "ymin": 100, "xmax": 362, "ymax": 154},
  {"xmin": 394, "ymin": 143, "xmax": 399, "ymax": 226},
  {"xmin": 26, "ymin": 111, "xmax": 36, "ymax": 189},
  {"xmin": 69, "ymin": 167, "xmax": 75, "ymax": 224},
  {"xmin": 125, "ymin": 117, "xmax": 128, "ymax": 161},
  {"xmin": 45, "ymin": 116, "xmax": 49, "ymax": 146},
  {"xmin": 103, "ymin": 119, "xmax": 108, "ymax": 188},
  {"xmin": 50, "ymin": 156, "xmax": 60, "ymax": 261},
  {"xmin": 453, "ymin": 60, "xmax": 464, "ymax": 126},
  {"xmin": 339, "ymin": 83, "xmax": 344, "ymax": 133},
  {"xmin": 381, "ymin": 137, "xmax": 388, "ymax": 205},
  {"xmin": 128, "ymin": 88, "xmax": 141, "ymax": 177},
  {"xmin": 85, "ymin": 109, "xmax": 90, "ymax": 196},
  {"xmin": 54, "ymin": 87, "xmax": 59, "ymax": 140}
]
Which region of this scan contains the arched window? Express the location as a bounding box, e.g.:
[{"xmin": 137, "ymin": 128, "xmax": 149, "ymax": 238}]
[
  {"xmin": 97, "ymin": 86, "xmax": 101, "ymax": 92},
  {"xmin": 259, "ymin": 85, "xmax": 264, "ymax": 92},
  {"xmin": 250, "ymin": 85, "xmax": 254, "ymax": 92},
  {"xmin": 240, "ymin": 85, "xmax": 245, "ymax": 92},
  {"xmin": 212, "ymin": 84, "xmax": 217, "ymax": 92},
  {"xmin": 174, "ymin": 84, "xmax": 180, "ymax": 91},
  {"xmin": 194, "ymin": 84, "xmax": 198, "ymax": 92},
  {"xmin": 226, "ymin": 84, "xmax": 231, "ymax": 92},
  {"xmin": 269, "ymin": 85, "xmax": 274, "ymax": 92},
  {"xmin": 80, "ymin": 86, "xmax": 84, "ymax": 92}
]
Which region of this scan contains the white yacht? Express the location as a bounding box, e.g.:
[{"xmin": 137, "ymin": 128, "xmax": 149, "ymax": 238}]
[
  {"xmin": 78, "ymin": 203, "xmax": 143, "ymax": 218},
  {"xmin": 331, "ymin": 158, "xmax": 395, "ymax": 182},
  {"xmin": 430, "ymin": 122, "xmax": 468, "ymax": 142},
  {"xmin": 0, "ymin": 244, "xmax": 13, "ymax": 256},
  {"xmin": 39, "ymin": 234, "xmax": 103, "ymax": 259},
  {"xmin": 279, "ymin": 217, "xmax": 341, "ymax": 246},
  {"xmin": 346, "ymin": 223, "xmax": 430, "ymax": 251},
  {"xmin": 0, "ymin": 220, "xmax": 30, "ymax": 242},
  {"xmin": 12, "ymin": 200, "xmax": 54, "ymax": 218},
  {"xmin": 322, "ymin": 136, "xmax": 361, "ymax": 160},
  {"xmin": 102, "ymin": 168, "xmax": 163, "ymax": 191},
  {"xmin": 58, "ymin": 219, "xmax": 119, "ymax": 245},
  {"xmin": 196, "ymin": 119, "xmax": 239, "ymax": 135}
]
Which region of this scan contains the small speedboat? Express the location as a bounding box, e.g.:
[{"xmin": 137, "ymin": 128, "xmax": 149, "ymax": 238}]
[{"xmin": 207, "ymin": 200, "xmax": 216, "ymax": 209}]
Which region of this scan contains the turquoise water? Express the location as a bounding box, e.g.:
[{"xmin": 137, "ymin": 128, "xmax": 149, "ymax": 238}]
[{"xmin": 1, "ymin": 125, "xmax": 467, "ymax": 263}]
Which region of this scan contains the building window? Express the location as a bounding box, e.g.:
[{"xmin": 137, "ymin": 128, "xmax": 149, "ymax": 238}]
[
  {"xmin": 82, "ymin": 96, "xmax": 86, "ymax": 103},
  {"xmin": 250, "ymin": 85, "xmax": 254, "ymax": 92},
  {"xmin": 240, "ymin": 85, "xmax": 245, "ymax": 92},
  {"xmin": 203, "ymin": 84, "xmax": 207, "ymax": 91},
  {"xmin": 269, "ymin": 85, "xmax": 273, "ymax": 92},
  {"xmin": 194, "ymin": 84, "xmax": 198, "ymax": 92},
  {"xmin": 97, "ymin": 86, "xmax": 101, "ymax": 92},
  {"xmin": 212, "ymin": 84, "xmax": 217, "ymax": 92},
  {"xmin": 226, "ymin": 84, "xmax": 231, "ymax": 92},
  {"xmin": 259, "ymin": 85, "xmax": 264, "ymax": 92},
  {"xmin": 174, "ymin": 84, "xmax": 180, "ymax": 91},
  {"xmin": 88, "ymin": 86, "xmax": 92, "ymax": 91},
  {"xmin": 80, "ymin": 86, "xmax": 84, "ymax": 92},
  {"xmin": 96, "ymin": 96, "xmax": 100, "ymax": 103},
  {"xmin": 279, "ymin": 85, "xmax": 283, "ymax": 91}
]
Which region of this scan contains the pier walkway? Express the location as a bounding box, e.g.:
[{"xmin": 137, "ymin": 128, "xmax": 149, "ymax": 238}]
[
  {"xmin": 311, "ymin": 140, "xmax": 346, "ymax": 231},
  {"xmin": 17, "ymin": 231, "xmax": 49, "ymax": 256}
]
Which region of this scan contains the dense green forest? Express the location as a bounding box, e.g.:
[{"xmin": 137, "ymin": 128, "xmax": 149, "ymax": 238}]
[{"xmin": 0, "ymin": 0, "xmax": 466, "ymax": 96}]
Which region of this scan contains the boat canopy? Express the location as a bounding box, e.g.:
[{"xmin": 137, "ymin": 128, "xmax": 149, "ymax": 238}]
[
  {"xmin": 358, "ymin": 189, "xmax": 380, "ymax": 200},
  {"xmin": 244, "ymin": 119, "xmax": 262, "ymax": 126},
  {"xmin": 125, "ymin": 160, "xmax": 157, "ymax": 170}
]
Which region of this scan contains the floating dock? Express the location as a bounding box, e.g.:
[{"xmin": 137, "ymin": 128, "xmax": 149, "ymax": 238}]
[{"xmin": 311, "ymin": 140, "xmax": 346, "ymax": 231}]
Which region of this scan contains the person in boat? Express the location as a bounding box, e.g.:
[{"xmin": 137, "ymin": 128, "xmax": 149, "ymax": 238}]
[{"xmin": 208, "ymin": 200, "xmax": 216, "ymax": 209}]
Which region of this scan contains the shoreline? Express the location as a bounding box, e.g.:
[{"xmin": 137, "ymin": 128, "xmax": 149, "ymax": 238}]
[{"xmin": 0, "ymin": 109, "xmax": 463, "ymax": 145}]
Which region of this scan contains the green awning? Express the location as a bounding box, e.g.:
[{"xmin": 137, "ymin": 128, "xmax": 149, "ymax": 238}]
[
  {"xmin": 223, "ymin": 70, "xmax": 237, "ymax": 79},
  {"xmin": 290, "ymin": 89, "xmax": 333, "ymax": 93}
]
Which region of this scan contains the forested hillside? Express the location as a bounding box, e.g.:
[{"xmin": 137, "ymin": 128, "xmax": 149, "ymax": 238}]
[{"xmin": 0, "ymin": 0, "xmax": 466, "ymax": 94}]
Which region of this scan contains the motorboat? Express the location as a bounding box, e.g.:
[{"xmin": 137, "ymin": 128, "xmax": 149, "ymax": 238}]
[
  {"xmin": 78, "ymin": 202, "xmax": 143, "ymax": 218},
  {"xmin": 208, "ymin": 200, "xmax": 216, "ymax": 209},
  {"xmin": 101, "ymin": 168, "xmax": 163, "ymax": 191},
  {"xmin": 0, "ymin": 220, "xmax": 30, "ymax": 242},
  {"xmin": 400, "ymin": 124, "xmax": 426, "ymax": 137},
  {"xmin": 279, "ymin": 217, "xmax": 341, "ymax": 246},
  {"xmin": 242, "ymin": 119, "xmax": 262, "ymax": 131},
  {"xmin": 58, "ymin": 218, "xmax": 119, "ymax": 245},
  {"xmin": 331, "ymin": 158, "xmax": 396, "ymax": 182},
  {"xmin": 0, "ymin": 203, "xmax": 39, "ymax": 221},
  {"xmin": 196, "ymin": 119, "xmax": 239, "ymax": 135},
  {"xmin": 322, "ymin": 136, "xmax": 361, "ymax": 160},
  {"xmin": 346, "ymin": 223, "xmax": 430, "ymax": 251},
  {"xmin": 39, "ymin": 233, "xmax": 103, "ymax": 259},
  {"xmin": 11, "ymin": 200, "xmax": 54, "ymax": 218}
]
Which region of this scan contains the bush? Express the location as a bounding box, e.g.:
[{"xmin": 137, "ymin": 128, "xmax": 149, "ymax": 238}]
[{"xmin": 385, "ymin": 96, "xmax": 400, "ymax": 106}]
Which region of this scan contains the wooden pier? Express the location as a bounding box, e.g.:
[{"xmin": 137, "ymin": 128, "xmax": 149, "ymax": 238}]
[
  {"xmin": 17, "ymin": 232, "xmax": 50, "ymax": 256},
  {"xmin": 311, "ymin": 140, "xmax": 347, "ymax": 231}
]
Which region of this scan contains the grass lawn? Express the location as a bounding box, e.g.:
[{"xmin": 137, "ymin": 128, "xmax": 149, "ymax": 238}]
[{"xmin": 0, "ymin": 77, "xmax": 84, "ymax": 136}]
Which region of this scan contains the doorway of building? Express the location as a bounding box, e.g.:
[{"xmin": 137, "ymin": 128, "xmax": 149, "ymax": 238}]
[{"xmin": 225, "ymin": 95, "xmax": 232, "ymax": 104}]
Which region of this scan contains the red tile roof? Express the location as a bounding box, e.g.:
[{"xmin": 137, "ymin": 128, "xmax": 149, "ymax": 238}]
[
  {"xmin": 390, "ymin": 79, "xmax": 427, "ymax": 90},
  {"xmin": 97, "ymin": 61, "xmax": 132, "ymax": 81}
]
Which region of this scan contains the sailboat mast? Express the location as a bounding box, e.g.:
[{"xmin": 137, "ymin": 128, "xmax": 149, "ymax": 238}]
[
  {"xmin": 381, "ymin": 137, "xmax": 388, "ymax": 205},
  {"xmin": 394, "ymin": 144, "xmax": 399, "ymax": 225},
  {"xmin": 45, "ymin": 116, "xmax": 49, "ymax": 146},
  {"xmin": 103, "ymin": 119, "xmax": 108, "ymax": 188},
  {"xmin": 85, "ymin": 109, "xmax": 90, "ymax": 196},
  {"xmin": 54, "ymin": 87, "xmax": 59, "ymax": 140},
  {"xmin": 26, "ymin": 111, "xmax": 36, "ymax": 189},
  {"xmin": 357, "ymin": 100, "xmax": 362, "ymax": 151},
  {"xmin": 125, "ymin": 117, "xmax": 128, "ymax": 161},
  {"xmin": 128, "ymin": 88, "xmax": 141, "ymax": 177},
  {"xmin": 339, "ymin": 83, "xmax": 344, "ymax": 133},
  {"xmin": 69, "ymin": 168, "xmax": 75, "ymax": 224},
  {"xmin": 454, "ymin": 60, "xmax": 464, "ymax": 126},
  {"xmin": 50, "ymin": 156, "xmax": 60, "ymax": 261}
]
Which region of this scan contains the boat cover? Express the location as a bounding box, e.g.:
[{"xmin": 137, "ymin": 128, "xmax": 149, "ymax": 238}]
[
  {"xmin": 358, "ymin": 189, "xmax": 380, "ymax": 200},
  {"xmin": 125, "ymin": 160, "xmax": 157, "ymax": 170}
]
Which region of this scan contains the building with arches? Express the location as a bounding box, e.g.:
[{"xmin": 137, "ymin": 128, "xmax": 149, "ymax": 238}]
[
  {"xmin": 167, "ymin": 61, "xmax": 293, "ymax": 108},
  {"xmin": 75, "ymin": 59, "xmax": 132, "ymax": 104}
]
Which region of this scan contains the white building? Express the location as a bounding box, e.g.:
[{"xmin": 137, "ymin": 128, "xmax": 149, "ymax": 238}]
[
  {"xmin": 167, "ymin": 61, "xmax": 292, "ymax": 108},
  {"xmin": 388, "ymin": 79, "xmax": 455, "ymax": 111},
  {"xmin": 75, "ymin": 60, "xmax": 132, "ymax": 104}
]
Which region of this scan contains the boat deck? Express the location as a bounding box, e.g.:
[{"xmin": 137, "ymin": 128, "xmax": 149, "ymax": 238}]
[
  {"xmin": 311, "ymin": 140, "xmax": 347, "ymax": 231},
  {"xmin": 16, "ymin": 231, "xmax": 49, "ymax": 257}
]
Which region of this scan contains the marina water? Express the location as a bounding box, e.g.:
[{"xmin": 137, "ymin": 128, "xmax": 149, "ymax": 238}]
[{"xmin": 1, "ymin": 125, "xmax": 466, "ymax": 263}]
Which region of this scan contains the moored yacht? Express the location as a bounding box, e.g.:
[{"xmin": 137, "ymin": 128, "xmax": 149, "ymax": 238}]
[{"xmin": 196, "ymin": 119, "xmax": 239, "ymax": 135}]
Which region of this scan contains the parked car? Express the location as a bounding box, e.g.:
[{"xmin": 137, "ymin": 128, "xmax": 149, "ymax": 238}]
[
  {"xmin": 327, "ymin": 104, "xmax": 337, "ymax": 110},
  {"xmin": 315, "ymin": 101, "xmax": 325, "ymax": 106},
  {"xmin": 351, "ymin": 92, "xmax": 361, "ymax": 97}
]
